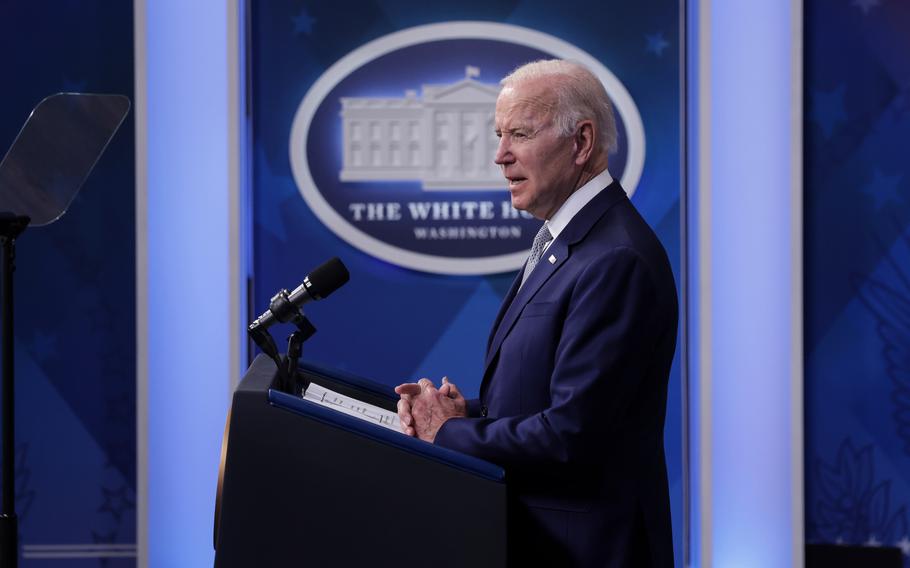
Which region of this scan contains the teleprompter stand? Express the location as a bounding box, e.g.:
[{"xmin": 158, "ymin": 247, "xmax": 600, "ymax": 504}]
[
  {"xmin": 0, "ymin": 93, "xmax": 130, "ymax": 567},
  {"xmin": 0, "ymin": 214, "xmax": 26, "ymax": 567}
]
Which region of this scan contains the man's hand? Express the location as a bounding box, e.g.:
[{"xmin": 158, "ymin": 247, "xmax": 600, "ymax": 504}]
[
  {"xmin": 396, "ymin": 390, "xmax": 417, "ymax": 437},
  {"xmin": 395, "ymin": 377, "xmax": 467, "ymax": 442}
]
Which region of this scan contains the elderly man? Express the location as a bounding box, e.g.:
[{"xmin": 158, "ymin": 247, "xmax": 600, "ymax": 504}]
[{"xmin": 396, "ymin": 60, "xmax": 678, "ymax": 568}]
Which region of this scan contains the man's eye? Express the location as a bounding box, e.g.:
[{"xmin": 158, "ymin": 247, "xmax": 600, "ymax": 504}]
[{"xmin": 513, "ymin": 132, "xmax": 526, "ymax": 139}]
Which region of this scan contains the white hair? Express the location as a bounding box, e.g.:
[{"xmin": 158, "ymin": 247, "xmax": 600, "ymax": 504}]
[{"xmin": 501, "ymin": 59, "xmax": 618, "ymax": 153}]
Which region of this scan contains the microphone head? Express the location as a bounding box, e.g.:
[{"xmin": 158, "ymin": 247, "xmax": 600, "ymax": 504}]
[{"xmin": 306, "ymin": 257, "xmax": 350, "ymax": 300}]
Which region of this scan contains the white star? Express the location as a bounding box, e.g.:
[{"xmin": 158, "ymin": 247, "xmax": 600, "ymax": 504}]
[
  {"xmin": 645, "ymin": 32, "xmax": 670, "ymax": 56},
  {"xmin": 862, "ymin": 168, "xmax": 905, "ymax": 210},
  {"xmin": 865, "ymin": 534, "xmax": 882, "ymax": 547},
  {"xmin": 852, "ymin": 0, "xmax": 880, "ymax": 15},
  {"xmin": 897, "ymin": 535, "xmax": 910, "ymax": 556},
  {"xmin": 293, "ymin": 9, "xmax": 316, "ymax": 35}
]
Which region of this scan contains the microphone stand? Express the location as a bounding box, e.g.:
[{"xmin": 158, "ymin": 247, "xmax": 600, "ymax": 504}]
[
  {"xmin": 247, "ymin": 322, "xmax": 286, "ymax": 385},
  {"xmin": 0, "ymin": 213, "xmax": 29, "ymax": 568},
  {"xmin": 284, "ymin": 315, "xmax": 316, "ymax": 395},
  {"xmin": 247, "ymin": 291, "xmax": 316, "ymax": 394}
]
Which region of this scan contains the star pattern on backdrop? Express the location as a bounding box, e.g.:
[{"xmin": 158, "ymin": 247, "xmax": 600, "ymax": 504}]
[
  {"xmin": 810, "ymin": 85, "xmax": 848, "ymax": 138},
  {"xmin": 861, "ymin": 168, "xmax": 905, "ymax": 210},
  {"xmin": 645, "ymin": 32, "xmax": 669, "ymax": 56},
  {"xmin": 253, "ymin": 146, "xmax": 294, "ymax": 242},
  {"xmin": 852, "ymin": 0, "xmax": 881, "ymax": 15},
  {"xmin": 103, "ymin": 437, "xmax": 134, "ymax": 471},
  {"xmin": 97, "ymin": 483, "xmax": 135, "ymax": 523},
  {"xmin": 293, "ymin": 8, "xmax": 316, "ymax": 35}
]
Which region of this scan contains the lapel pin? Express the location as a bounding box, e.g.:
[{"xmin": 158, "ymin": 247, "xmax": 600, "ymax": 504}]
[{"xmin": 548, "ymin": 254, "xmax": 556, "ymax": 264}]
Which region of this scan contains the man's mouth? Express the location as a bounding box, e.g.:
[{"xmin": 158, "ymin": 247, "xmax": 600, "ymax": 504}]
[{"xmin": 507, "ymin": 176, "xmax": 527, "ymax": 188}]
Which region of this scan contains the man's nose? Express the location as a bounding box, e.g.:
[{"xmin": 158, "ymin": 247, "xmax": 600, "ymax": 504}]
[{"xmin": 494, "ymin": 137, "xmax": 512, "ymax": 165}]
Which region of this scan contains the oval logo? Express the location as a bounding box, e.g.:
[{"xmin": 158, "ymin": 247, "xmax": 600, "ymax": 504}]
[{"xmin": 289, "ymin": 22, "xmax": 645, "ymax": 275}]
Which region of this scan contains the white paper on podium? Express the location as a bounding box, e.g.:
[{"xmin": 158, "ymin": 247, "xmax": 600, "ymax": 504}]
[{"xmin": 303, "ymin": 382, "xmax": 402, "ymax": 432}]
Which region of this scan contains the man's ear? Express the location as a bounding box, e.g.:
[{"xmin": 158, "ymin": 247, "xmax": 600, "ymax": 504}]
[{"xmin": 574, "ymin": 120, "xmax": 596, "ymax": 166}]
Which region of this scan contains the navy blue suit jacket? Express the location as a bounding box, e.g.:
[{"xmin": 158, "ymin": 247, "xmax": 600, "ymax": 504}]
[{"xmin": 435, "ymin": 181, "xmax": 678, "ymax": 567}]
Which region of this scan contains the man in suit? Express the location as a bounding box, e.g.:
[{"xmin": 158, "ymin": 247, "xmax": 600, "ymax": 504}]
[{"xmin": 396, "ymin": 59, "xmax": 678, "ymax": 568}]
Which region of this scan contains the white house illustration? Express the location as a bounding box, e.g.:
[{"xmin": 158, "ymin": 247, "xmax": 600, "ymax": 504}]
[{"xmin": 339, "ymin": 68, "xmax": 506, "ymax": 190}]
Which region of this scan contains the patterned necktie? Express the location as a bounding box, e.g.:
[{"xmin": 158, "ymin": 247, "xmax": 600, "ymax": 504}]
[{"xmin": 520, "ymin": 223, "xmax": 553, "ymax": 288}]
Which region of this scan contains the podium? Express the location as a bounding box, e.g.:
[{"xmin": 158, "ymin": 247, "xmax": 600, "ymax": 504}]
[{"xmin": 214, "ymin": 355, "xmax": 507, "ymax": 567}]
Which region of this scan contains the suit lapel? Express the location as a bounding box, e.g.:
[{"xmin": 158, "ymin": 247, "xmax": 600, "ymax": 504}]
[
  {"xmin": 480, "ymin": 181, "xmax": 629, "ymax": 384},
  {"xmin": 486, "ymin": 270, "xmax": 523, "ymax": 355},
  {"xmin": 483, "ymin": 239, "xmax": 569, "ymax": 375}
]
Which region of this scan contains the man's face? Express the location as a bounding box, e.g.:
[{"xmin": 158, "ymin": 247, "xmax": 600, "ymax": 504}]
[{"xmin": 494, "ymin": 79, "xmax": 579, "ymax": 220}]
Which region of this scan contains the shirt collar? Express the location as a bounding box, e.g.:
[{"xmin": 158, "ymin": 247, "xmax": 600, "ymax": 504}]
[{"xmin": 545, "ymin": 168, "xmax": 614, "ymax": 243}]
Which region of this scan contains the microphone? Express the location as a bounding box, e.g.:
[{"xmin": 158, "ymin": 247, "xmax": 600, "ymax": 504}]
[{"xmin": 249, "ymin": 257, "xmax": 350, "ymax": 331}]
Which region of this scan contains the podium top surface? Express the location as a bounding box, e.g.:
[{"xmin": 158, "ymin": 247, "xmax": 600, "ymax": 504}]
[
  {"xmin": 239, "ymin": 355, "xmax": 505, "ymax": 483},
  {"xmin": 269, "ymin": 387, "xmax": 506, "ymax": 482}
]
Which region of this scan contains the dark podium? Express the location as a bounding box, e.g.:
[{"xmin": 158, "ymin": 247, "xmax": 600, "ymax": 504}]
[{"xmin": 214, "ymin": 355, "xmax": 507, "ymax": 567}]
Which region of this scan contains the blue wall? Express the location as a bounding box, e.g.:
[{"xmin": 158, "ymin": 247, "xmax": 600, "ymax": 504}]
[
  {"xmin": 804, "ymin": 1, "xmax": 910, "ymax": 562},
  {"xmin": 0, "ymin": 1, "xmax": 136, "ymax": 565}
]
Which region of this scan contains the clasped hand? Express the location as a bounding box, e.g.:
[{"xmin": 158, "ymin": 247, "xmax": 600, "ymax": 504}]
[{"xmin": 395, "ymin": 377, "xmax": 466, "ymax": 442}]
